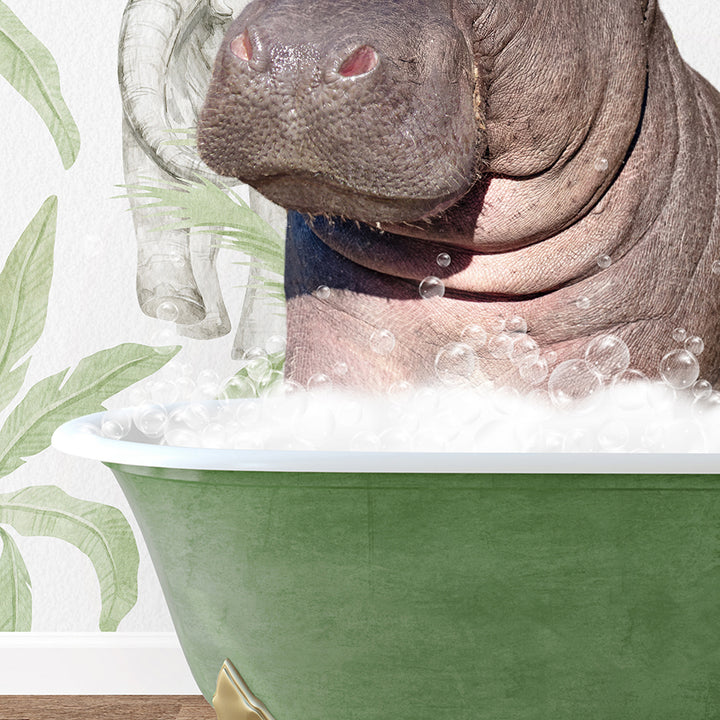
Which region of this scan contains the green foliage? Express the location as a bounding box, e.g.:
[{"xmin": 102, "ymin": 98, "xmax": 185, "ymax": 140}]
[
  {"xmin": 0, "ymin": 486, "xmax": 139, "ymax": 631},
  {"xmin": 0, "ymin": 1, "xmax": 80, "ymax": 169},
  {"xmin": 0, "ymin": 526, "xmax": 31, "ymax": 631},
  {"xmin": 0, "ymin": 200, "xmax": 179, "ymax": 630},
  {"xmin": 122, "ymin": 174, "xmax": 286, "ymax": 305},
  {"xmin": 0, "ymin": 196, "xmax": 56, "ymax": 414}
]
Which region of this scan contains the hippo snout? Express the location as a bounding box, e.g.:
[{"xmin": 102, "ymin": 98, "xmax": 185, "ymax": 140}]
[{"xmin": 198, "ymin": 0, "xmax": 481, "ymax": 223}]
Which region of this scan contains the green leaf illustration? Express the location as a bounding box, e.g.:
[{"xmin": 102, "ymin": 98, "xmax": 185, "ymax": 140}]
[
  {"xmin": 0, "ymin": 342, "xmax": 181, "ymax": 478},
  {"xmin": 0, "ymin": 526, "xmax": 32, "ymax": 631},
  {"xmin": 0, "ymin": 486, "xmax": 139, "ymax": 631},
  {"xmin": 0, "ymin": 2, "xmax": 81, "ymax": 169},
  {"xmin": 0, "ymin": 196, "xmax": 57, "ymax": 413},
  {"xmin": 121, "ymin": 175, "xmax": 286, "ymax": 276}
]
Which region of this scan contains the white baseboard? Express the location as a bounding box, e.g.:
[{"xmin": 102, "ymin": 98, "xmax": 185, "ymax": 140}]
[{"xmin": 0, "ymin": 633, "xmax": 202, "ymax": 695}]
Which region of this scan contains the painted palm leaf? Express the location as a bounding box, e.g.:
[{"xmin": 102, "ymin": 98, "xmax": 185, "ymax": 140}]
[
  {"xmin": 0, "ymin": 342, "xmax": 180, "ymax": 478},
  {"xmin": 0, "ymin": 2, "xmax": 80, "ymax": 169},
  {"xmin": 0, "ymin": 196, "xmax": 57, "ymax": 414},
  {"xmin": 0, "ymin": 526, "xmax": 31, "ymax": 631},
  {"xmin": 0, "ymin": 486, "xmax": 139, "ymax": 631}
]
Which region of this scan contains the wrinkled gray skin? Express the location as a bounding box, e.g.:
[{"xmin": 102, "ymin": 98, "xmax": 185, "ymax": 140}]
[{"xmin": 199, "ymin": 0, "xmax": 720, "ymax": 391}]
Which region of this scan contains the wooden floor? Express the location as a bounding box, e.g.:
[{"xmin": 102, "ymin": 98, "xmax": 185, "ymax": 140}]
[{"xmin": 0, "ymin": 696, "xmax": 215, "ymax": 720}]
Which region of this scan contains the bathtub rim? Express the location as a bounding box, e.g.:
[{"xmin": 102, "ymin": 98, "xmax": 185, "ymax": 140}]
[{"xmin": 52, "ymin": 409, "xmax": 720, "ymax": 474}]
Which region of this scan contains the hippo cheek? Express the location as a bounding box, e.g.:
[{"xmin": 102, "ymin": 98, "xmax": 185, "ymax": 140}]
[{"xmin": 197, "ymin": 0, "xmax": 480, "ymax": 224}]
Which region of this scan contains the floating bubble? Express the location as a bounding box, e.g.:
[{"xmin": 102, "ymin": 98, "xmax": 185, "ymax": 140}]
[
  {"xmin": 506, "ymin": 316, "xmax": 527, "ymax": 334},
  {"xmin": 594, "ymin": 157, "xmax": 609, "ymax": 172},
  {"xmin": 332, "ymin": 361, "xmax": 349, "ymax": 376},
  {"xmin": 693, "ymin": 391, "xmax": 720, "ymax": 416},
  {"xmin": 671, "ymin": 327, "xmax": 687, "ymax": 344},
  {"xmin": 436, "ymin": 252, "xmax": 451, "ymax": 268},
  {"xmin": 692, "ymin": 379, "xmax": 713, "ymax": 401},
  {"xmin": 101, "ymin": 410, "xmax": 132, "ymax": 440},
  {"xmin": 419, "ymin": 276, "xmax": 445, "ymax": 299},
  {"xmin": 575, "ymin": 296, "xmax": 591, "ymax": 310},
  {"xmin": 685, "ymin": 335, "xmax": 704, "ymax": 356},
  {"xmin": 713, "ymin": 260, "xmax": 720, "ymax": 275},
  {"xmin": 519, "ymin": 358, "xmax": 549, "ymax": 385},
  {"xmin": 150, "ymin": 379, "xmax": 179, "ymax": 405},
  {"xmin": 370, "ymin": 328, "xmax": 396, "ymax": 355},
  {"xmin": 175, "ymin": 376, "xmax": 196, "ymax": 399},
  {"xmin": 434, "ymin": 342, "xmax": 476, "ymax": 386},
  {"xmin": 245, "ymin": 356, "xmax": 272, "ymax": 384},
  {"xmin": 242, "ymin": 346, "xmax": 267, "ymax": 361},
  {"xmin": 659, "ymin": 349, "xmax": 700, "ymax": 390},
  {"xmin": 510, "ymin": 335, "xmax": 540, "ymax": 367},
  {"xmin": 460, "ymin": 324, "xmax": 488, "ymax": 351},
  {"xmin": 265, "ymin": 335, "xmax": 286, "ymax": 356},
  {"xmin": 201, "ymin": 422, "xmax": 227, "ymax": 449},
  {"xmin": 544, "ymin": 350, "xmax": 558, "ymax": 366},
  {"xmin": 170, "ymin": 403, "xmax": 211, "ymax": 432},
  {"xmin": 598, "ymin": 421, "xmax": 630, "ymax": 451},
  {"xmin": 488, "ymin": 333, "xmax": 514, "ymax": 359},
  {"xmin": 584, "ymin": 334, "xmax": 630, "ymax": 378},
  {"xmin": 388, "ymin": 380, "xmax": 413, "ymax": 395},
  {"xmin": 313, "ymin": 285, "xmax": 331, "ymax": 300},
  {"xmin": 156, "ymin": 300, "xmax": 180, "ymax": 323},
  {"xmin": 222, "ymin": 374, "xmax": 256, "ymax": 399},
  {"xmin": 307, "ymin": 373, "xmax": 332, "ymax": 391},
  {"xmin": 151, "ymin": 327, "xmax": 178, "ymax": 354},
  {"xmin": 547, "ymin": 359, "xmax": 603, "ymax": 409},
  {"xmin": 134, "ymin": 404, "xmax": 168, "ymax": 438},
  {"xmin": 596, "ymin": 254, "xmax": 612, "ymax": 269}
]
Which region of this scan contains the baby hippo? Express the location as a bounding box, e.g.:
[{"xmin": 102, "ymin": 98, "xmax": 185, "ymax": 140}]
[{"xmin": 199, "ymin": 0, "xmax": 720, "ymax": 393}]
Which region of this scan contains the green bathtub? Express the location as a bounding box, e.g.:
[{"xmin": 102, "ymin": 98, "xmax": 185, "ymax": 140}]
[{"xmin": 53, "ymin": 410, "xmax": 720, "ymax": 719}]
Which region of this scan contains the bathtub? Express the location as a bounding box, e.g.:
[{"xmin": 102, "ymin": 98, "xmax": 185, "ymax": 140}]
[{"xmin": 52, "ymin": 402, "xmax": 720, "ymax": 719}]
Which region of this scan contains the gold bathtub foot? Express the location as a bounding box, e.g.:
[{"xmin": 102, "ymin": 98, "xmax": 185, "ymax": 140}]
[{"xmin": 213, "ymin": 658, "xmax": 277, "ymax": 720}]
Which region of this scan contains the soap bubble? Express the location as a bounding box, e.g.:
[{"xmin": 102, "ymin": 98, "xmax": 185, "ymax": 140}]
[
  {"xmin": 547, "ymin": 359, "xmax": 603, "ymax": 409},
  {"xmin": 584, "ymin": 334, "xmax": 630, "ymax": 378},
  {"xmin": 596, "ymin": 254, "xmax": 612, "ymax": 269},
  {"xmin": 313, "ymin": 285, "xmax": 331, "ymax": 300},
  {"xmin": 156, "ymin": 300, "xmax": 179, "ymax": 323},
  {"xmin": 101, "ymin": 410, "xmax": 132, "ymax": 440},
  {"xmin": 265, "ymin": 335, "xmax": 286, "ymax": 356},
  {"xmin": 488, "ymin": 333, "xmax": 514, "ymax": 359},
  {"xmin": 671, "ymin": 327, "xmax": 687, "ymax": 343},
  {"xmin": 150, "ymin": 380, "xmax": 179, "ymax": 405},
  {"xmin": 242, "ymin": 346, "xmax": 267, "ymax": 361},
  {"xmin": 692, "ymin": 379, "xmax": 713, "ymax": 401},
  {"xmin": 419, "ymin": 276, "xmax": 445, "ymax": 299},
  {"xmin": 659, "ymin": 349, "xmax": 700, "ymax": 390},
  {"xmin": 245, "ymin": 356, "xmax": 272, "ymax": 384},
  {"xmin": 169, "ymin": 403, "xmax": 211, "ymax": 432},
  {"xmin": 151, "ymin": 327, "xmax": 178, "ymax": 354},
  {"xmin": 222, "ymin": 374, "xmax": 256, "ymax": 399},
  {"xmin": 510, "ymin": 335, "xmax": 540, "ymax": 367},
  {"xmin": 436, "ymin": 252, "xmax": 451, "ymax": 268},
  {"xmin": 684, "ymin": 336, "xmax": 704, "ymax": 356},
  {"xmin": 575, "ymin": 296, "xmax": 591, "ymax": 310},
  {"xmin": 612, "ymin": 369, "xmax": 650, "ymax": 410},
  {"xmin": 594, "ymin": 157, "xmax": 609, "ymax": 172},
  {"xmin": 712, "ymin": 260, "xmax": 720, "ymax": 275},
  {"xmin": 460, "ymin": 324, "xmax": 487, "ymax": 351},
  {"xmin": 506, "ymin": 316, "xmax": 527, "ymax": 334},
  {"xmin": 488, "ymin": 316, "xmax": 506, "ymax": 333},
  {"xmin": 201, "ymin": 423, "xmax": 227, "ymax": 449},
  {"xmin": 598, "ymin": 421, "xmax": 629, "ymax": 451},
  {"xmin": 519, "ymin": 358, "xmax": 549, "ymax": 385},
  {"xmin": 370, "ymin": 328, "xmax": 396, "ymax": 355},
  {"xmin": 164, "ymin": 428, "xmax": 200, "ymax": 448},
  {"xmin": 332, "ymin": 361, "xmax": 349, "ymax": 376},
  {"xmin": 134, "ymin": 404, "xmax": 168, "ymax": 438},
  {"xmin": 434, "ymin": 342, "xmax": 476, "ymax": 386},
  {"xmin": 175, "ymin": 376, "xmax": 196, "ymax": 399},
  {"xmin": 307, "ymin": 373, "xmax": 332, "ymax": 391}
]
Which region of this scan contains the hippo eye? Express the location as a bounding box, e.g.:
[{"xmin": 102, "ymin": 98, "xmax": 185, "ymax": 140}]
[
  {"xmin": 338, "ymin": 45, "xmax": 379, "ymax": 78},
  {"xmin": 230, "ymin": 29, "xmax": 253, "ymax": 62}
]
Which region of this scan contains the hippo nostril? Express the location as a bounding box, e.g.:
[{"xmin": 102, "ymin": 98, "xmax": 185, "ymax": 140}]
[
  {"xmin": 230, "ymin": 28, "xmax": 253, "ymax": 62},
  {"xmin": 338, "ymin": 45, "xmax": 379, "ymax": 78}
]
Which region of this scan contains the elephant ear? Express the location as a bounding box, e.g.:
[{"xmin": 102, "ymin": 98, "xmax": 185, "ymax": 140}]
[{"xmin": 118, "ymin": 0, "xmax": 245, "ymax": 182}]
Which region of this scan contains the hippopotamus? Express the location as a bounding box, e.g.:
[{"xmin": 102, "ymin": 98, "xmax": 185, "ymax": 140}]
[{"xmin": 197, "ymin": 0, "xmax": 720, "ymax": 392}]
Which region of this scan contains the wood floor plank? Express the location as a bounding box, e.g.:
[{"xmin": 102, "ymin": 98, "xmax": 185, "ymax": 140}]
[{"xmin": 0, "ymin": 696, "xmax": 215, "ymax": 720}]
